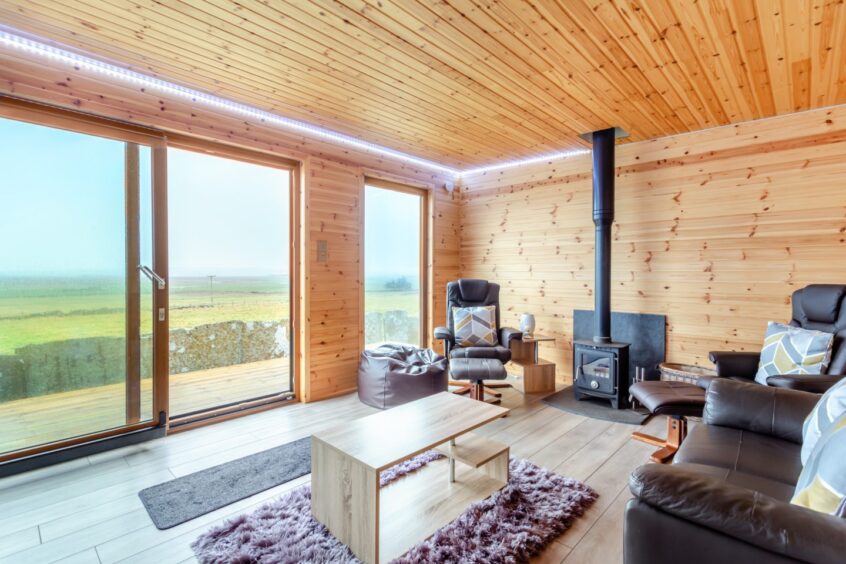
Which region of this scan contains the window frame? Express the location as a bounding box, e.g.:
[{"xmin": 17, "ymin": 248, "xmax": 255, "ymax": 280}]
[
  {"xmin": 163, "ymin": 137, "xmax": 300, "ymax": 428},
  {"xmin": 0, "ymin": 96, "xmax": 303, "ymax": 460},
  {"xmin": 362, "ymin": 177, "xmax": 430, "ymax": 350}
]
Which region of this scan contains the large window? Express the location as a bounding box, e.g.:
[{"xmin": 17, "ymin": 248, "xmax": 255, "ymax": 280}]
[
  {"xmin": 0, "ymin": 100, "xmax": 298, "ymax": 463},
  {"xmin": 364, "ymin": 183, "xmax": 426, "ymax": 348},
  {"xmin": 0, "ymin": 116, "xmax": 157, "ymax": 456},
  {"xmin": 167, "ymin": 147, "xmax": 293, "ymax": 417}
]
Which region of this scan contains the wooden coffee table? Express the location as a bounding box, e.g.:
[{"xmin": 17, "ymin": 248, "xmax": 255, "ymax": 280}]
[{"xmin": 311, "ymin": 392, "xmax": 510, "ymax": 563}]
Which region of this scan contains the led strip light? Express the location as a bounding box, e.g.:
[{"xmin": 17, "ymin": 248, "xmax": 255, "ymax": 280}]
[
  {"xmin": 462, "ymin": 148, "xmax": 590, "ymax": 176},
  {"xmin": 0, "ymin": 27, "xmax": 590, "ymax": 178}
]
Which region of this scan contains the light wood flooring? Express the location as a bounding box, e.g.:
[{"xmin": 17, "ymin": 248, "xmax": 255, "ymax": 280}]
[
  {"xmin": 0, "ymin": 385, "xmax": 667, "ymax": 564},
  {"xmin": 0, "ymin": 358, "xmax": 290, "ymax": 454}
]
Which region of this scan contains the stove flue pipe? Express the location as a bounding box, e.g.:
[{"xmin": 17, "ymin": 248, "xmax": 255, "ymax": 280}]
[{"xmin": 588, "ymin": 127, "xmax": 617, "ymax": 344}]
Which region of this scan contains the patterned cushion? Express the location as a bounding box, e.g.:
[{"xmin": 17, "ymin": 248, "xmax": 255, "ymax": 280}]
[
  {"xmin": 792, "ymin": 412, "xmax": 846, "ymax": 517},
  {"xmin": 754, "ymin": 322, "xmax": 833, "ymax": 385},
  {"xmin": 452, "ymin": 306, "xmax": 498, "ymax": 347},
  {"xmin": 802, "ymin": 376, "xmax": 846, "ymax": 465}
]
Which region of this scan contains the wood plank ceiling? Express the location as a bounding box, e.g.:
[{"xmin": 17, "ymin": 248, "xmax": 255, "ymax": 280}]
[{"xmin": 0, "ymin": 0, "xmax": 844, "ymax": 168}]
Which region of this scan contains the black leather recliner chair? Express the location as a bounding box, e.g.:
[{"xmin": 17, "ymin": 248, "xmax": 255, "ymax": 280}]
[
  {"xmin": 434, "ymin": 279, "xmax": 522, "ymax": 400},
  {"xmin": 434, "ymin": 279, "xmax": 522, "ymax": 360},
  {"xmin": 708, "ymin": 284, "xmax": 846, "ymax": 393}
]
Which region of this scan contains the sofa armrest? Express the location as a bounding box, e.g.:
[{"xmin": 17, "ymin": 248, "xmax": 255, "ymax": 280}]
[
  {"xmin": 703, "ymin": 378, "xmax": 818, "ymax": 443},
  {"xmin": 629, "ymin": 464, "xmax": 846, "ymax": 564},
  {"xmin": 499, "ymin": 327, "xmax": 522, "ymax": 347},
  {"xmin": 767, "ymin": 373, "xmax": 843, "ymax": 394},
  {"xmin": 708, "ymin": 350, "xmax": 760, "ymax": 379},
  {"xmin": 695, "ymin": 374, "xmax": 716, "ymax": 391}
]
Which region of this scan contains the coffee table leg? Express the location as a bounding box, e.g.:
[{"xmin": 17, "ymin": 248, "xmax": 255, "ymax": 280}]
[
  {"xmin": 312, "ymin": 437, "xmax": 380, "ymax": 563},
  {"xmin": 482, "ymin": 446, "xmax": 510, "ymax": 483},
  {"xmin": 449, "ymin": 438, "xmax": 456, "ymax": 483}
]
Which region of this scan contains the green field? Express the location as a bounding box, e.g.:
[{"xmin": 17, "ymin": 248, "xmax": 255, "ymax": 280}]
[{"xmin": 0, "ymin": 276, "xmax": 419, "ymax": 354}]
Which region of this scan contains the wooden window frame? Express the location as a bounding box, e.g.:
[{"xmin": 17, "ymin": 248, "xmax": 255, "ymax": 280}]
[
  {"xmin": 0, "ymin": 96, "xmax": 303, "ymax": 460},
  {"xmin": 362, "ymin": 178, "xmax": 431, "ymax": 350},
  {"xmin": 164, "ymin": 135, "xmax": 302, "ymax": 429},
  {"xmin": 0, "ymin": 96, "xmax": 168, "ymax": 463}
]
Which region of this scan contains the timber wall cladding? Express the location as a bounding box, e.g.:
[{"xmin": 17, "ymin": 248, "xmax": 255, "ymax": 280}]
[
  {"xmin": 431, "ymin": 186, "xmax": 461, "ymax": 355},
  {"xmin": 304, "ymin": 158, "xmax": 364, "ymax": 402},
  {"xmin": 459, "ymin": 105, "xmax": 846, "ymax": 381}
]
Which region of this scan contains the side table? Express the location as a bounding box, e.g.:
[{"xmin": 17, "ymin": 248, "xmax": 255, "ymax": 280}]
[{"xmin": 507, "ymin": 335, "xmax": 556, "ymax": 393}]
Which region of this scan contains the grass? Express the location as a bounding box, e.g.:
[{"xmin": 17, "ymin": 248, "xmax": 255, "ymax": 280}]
[{"xmin": 0, "ymin": 276, "xmax": 419, "ymax": 354}]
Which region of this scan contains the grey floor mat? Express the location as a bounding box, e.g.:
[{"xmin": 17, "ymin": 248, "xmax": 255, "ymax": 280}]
[{"xmin": 139, "ymin": 436, "xmax": 311, "ymax": 529}]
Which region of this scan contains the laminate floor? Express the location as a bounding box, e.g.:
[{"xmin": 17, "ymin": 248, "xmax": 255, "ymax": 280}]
[{"xmin": 0, "ymin": 386, "xmax": 667, "ymax": 563}]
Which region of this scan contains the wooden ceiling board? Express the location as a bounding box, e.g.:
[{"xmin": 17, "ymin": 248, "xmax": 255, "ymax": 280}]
[{"xmin": 0, "ymin": 0, "xmax": 843, "ymax": 168}]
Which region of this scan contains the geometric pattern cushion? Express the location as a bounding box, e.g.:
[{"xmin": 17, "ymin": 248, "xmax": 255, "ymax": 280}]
[
  {"xmin": 792, "ymin": 412, "xmax": 846, "ymax": 518},
  {"xmin": 802, "ymin": 376, "xmax": 846, "ymax": 465},
  {"xmin": 754, "ymin": 321, "xmax": 834, "ymax": 385},
  {"xmin": 452, "ymin": 305, "xmax": 498, "ymax": 347}
]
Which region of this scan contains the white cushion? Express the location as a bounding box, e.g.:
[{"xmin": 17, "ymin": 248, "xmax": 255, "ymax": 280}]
[{"xmin": 802, "ymin": 376, "xmax": 846, "ymax": 465}]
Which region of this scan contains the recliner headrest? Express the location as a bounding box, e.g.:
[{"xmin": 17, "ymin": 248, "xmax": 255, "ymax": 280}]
[
  {"xmin": 457, "ymin": 279, "xmax": 490, "ymax": 302},
  {"xmin": 795, "ymin": 284, "xmax": 846, "ymax": 324}
]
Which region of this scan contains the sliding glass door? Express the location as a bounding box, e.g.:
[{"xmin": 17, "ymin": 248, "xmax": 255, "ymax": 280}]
[
  {"xmin": 167, "ymin": 147, "xmax": 293, "ymax": 417},
  {"xmin": 0, "ymin": 116, "xmax": 160, "ymax": 457},
  {"xmin": 0, "ymin": 100, "xmax": 297, "ymax": 463},
  {"xmin": 364, "ymin": 183, "xmax": 426, "ymax": 348}
]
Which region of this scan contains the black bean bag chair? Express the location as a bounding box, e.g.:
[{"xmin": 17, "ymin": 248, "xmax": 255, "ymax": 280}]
[{"xmin": 357, "ymin": 344, "xmax": 448, "ymax": 409}]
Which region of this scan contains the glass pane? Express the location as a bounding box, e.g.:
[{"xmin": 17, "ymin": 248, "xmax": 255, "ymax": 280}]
[
  {"xmin": 0, "ymin": 117, "xmax": 154, "ymax": 455},
  {"xmin": 167, "ymin": 148, "xmax": 292, "ymax": 417},
  {"xmin": 364, "ymin": 185, "xmax": 422, "ymax": 348}
]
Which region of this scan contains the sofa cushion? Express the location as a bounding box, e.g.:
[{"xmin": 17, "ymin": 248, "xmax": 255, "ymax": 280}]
[
  {"xmin": 793, "ymin": 412, "xmax": 846, "ymax": 517},
  {"xmin": 452, "ymin": 305, "xmax": 498, "ymax": 347},
  {"xmin": 671, "ymin": 462, "xmax": 796, "ymax": 502},
  {"xmin": 675, "ymin": 424, "xmax": 802, "ymax": 487},
  {"xmin": 754, "ymin": 322, "xmax": 833, "ymax": 385},
  {"xmin": 802, "ymin": 376, "xmax": 846, "ymax": 465}
]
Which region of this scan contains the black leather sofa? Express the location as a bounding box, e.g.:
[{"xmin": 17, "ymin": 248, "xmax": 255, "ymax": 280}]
[{"xmin": 625, "ymin": 378, "xmax": 846, "ymax": 564}]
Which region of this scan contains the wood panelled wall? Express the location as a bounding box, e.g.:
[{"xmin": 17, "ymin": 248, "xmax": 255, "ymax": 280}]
[
  {"xmin": 0, "ymin": 49, "xmax": 460, "ymax": 403},
  {"xmin": 300, "ymin": 164, "xmax": 460, "ymax": 400},
  {"xmin": 459, "ymin": 105, "xmax": 846, "ymax": 381},
  {"xmin": 431, "ymin": 186, "xmax": 461, "ymax": 355}
]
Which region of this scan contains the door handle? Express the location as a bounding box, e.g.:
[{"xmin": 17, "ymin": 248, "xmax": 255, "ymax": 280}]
[{"xmin": 138, "ymin": 265, "xmax": 166, "ymax": 289}]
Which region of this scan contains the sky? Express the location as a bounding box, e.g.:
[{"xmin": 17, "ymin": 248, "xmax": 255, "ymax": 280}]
[
  {"xmin": 1, "ymin": 117, "xmax": 422, "ymax": 280},
  {"xmin": 364, "ymin": 185, "xmax": 421, "ymax": 280}
]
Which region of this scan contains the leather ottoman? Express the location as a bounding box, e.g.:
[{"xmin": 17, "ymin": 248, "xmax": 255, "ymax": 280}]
[
  {"xmin": 630, "ymin": 380, "xmax": 706, "ymax": 463},
  {"xmin": 450, "ymin": 357, "xmax": 508, "ymax": 404}
]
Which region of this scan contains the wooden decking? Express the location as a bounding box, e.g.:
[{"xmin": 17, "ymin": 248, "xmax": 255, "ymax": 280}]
[
  {"xmin": 0, "ymin": 358, "xmax": 290, "ymax": 454},
  {"xmin": 0, "ymin": 385, "xmax": 666, "ymax": 564}
]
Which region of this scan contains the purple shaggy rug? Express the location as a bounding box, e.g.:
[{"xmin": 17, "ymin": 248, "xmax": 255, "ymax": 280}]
[{"xmin": 192, "ymin": 452, "xmax": 597, "ymax": 563}]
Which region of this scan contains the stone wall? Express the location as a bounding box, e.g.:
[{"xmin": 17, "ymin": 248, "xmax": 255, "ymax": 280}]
[
  {"xmin": 365, "ymin": 310, "xmax": 419, "ymax": 347},
  {"xmin": 0, "ymin": 320, "xmax": 289, "ymax": 402}
]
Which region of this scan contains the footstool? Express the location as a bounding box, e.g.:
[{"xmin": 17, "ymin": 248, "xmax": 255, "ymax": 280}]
[
  {"xmin": 629, "ymin": 380, "xmax": 706, "ymax": 463},
  {"xmin": 450, "ymin": 358, "xmax": 508, "ymax": 405}
]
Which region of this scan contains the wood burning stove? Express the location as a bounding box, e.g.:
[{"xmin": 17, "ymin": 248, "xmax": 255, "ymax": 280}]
[
  {"xmin": 573, "ymin": 126, "xmax": 631, "ymax": 409},
  {"xmin": 573, "ymin": 340, "xmax": 630, "ymax": 409}
]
